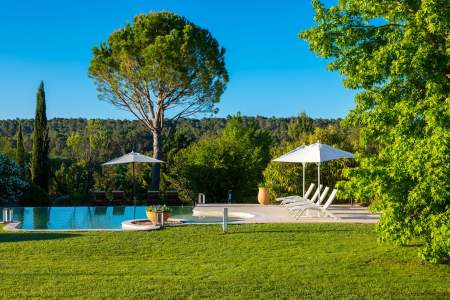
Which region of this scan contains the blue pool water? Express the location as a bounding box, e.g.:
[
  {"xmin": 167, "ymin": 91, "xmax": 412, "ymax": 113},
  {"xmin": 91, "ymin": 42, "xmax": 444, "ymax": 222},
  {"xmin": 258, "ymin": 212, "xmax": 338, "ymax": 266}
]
[{"xmin": 1, "ymin": 206, "xmax": 235, "ymax": 230}]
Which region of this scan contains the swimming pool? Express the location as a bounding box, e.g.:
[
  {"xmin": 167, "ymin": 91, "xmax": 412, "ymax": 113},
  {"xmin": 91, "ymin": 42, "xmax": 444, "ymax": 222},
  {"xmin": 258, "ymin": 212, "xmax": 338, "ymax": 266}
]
[{"xmin": 1, "ymin": 206, "xmax": 240, "ymax": 230}]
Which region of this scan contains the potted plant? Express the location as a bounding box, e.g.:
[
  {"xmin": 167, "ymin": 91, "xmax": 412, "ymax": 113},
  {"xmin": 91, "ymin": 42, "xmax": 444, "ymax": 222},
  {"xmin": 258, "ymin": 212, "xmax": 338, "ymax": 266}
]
[
  {"xmin": 257, "ymin": 184, "xmax": 270, "ymax": 205},
  {"xmin": 146, "ymin": 205, "xmax": 170, "ymax": 225}
]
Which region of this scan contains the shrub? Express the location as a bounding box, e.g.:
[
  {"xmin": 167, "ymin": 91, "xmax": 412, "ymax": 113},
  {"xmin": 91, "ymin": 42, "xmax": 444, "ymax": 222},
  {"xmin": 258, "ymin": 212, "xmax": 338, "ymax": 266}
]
[
  {"xmin": 419, "ymin": 212, "xmax": 450, "ymax": 264},
  {"xmin": 20, "ymin": 183, "xmax": 49, "ymax": 206},
  {"xmin": 146, "ymin": 205, "xmax": 170, "ymax": 213},
  {"xmin": 0, "ymin": 152, "xmax": 28, "ymax": 203}
]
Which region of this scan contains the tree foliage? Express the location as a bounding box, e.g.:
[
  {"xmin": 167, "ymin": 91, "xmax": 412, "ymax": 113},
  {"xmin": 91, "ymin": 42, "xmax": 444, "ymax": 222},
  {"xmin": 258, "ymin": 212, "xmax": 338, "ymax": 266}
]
[
  {"xmin": 287, "ymin": 112, "xmax": 314, "ymax": 141},
  {"xmin": 0, "ymin": 117, "xmax": 340, "ymax": 156},
  {"xmin": 0, "ymin": 152, "xmax": 28, "ymax": 203},
  {"xmin": 168, "ymin": 116, "xmax": 271, "ymax": 202},
  {"xmin": 62, "ymin": 120, "xmax": 109, "ymax": 197},
  {"xmin": 0, "ymin": 136, "xmax": 14, "ymax": 158},
  {"xmin": 15, "ymin": 122, "xmax": 25, "ymax": 174},
  {"xmin": 301, "ymin": 0, "xmax": 450, "ymax": 262},
  {"xmin": 31, "ymin": 81, "xmax": 50, "ymax": 193},
  {"xmin": 66, "ymin": 120, "xmax": 109, "ymax": 164},
  {"xmin": 89, "ymin": 11, "xmax": 229, "ymax": 189}
]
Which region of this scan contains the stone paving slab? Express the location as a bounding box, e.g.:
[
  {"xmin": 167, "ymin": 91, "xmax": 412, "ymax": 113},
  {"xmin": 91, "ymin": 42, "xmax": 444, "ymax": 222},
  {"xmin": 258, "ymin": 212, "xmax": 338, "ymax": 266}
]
[{"xmin": 193, "ymin": 204, "xmax": 379, "ymax": 224}]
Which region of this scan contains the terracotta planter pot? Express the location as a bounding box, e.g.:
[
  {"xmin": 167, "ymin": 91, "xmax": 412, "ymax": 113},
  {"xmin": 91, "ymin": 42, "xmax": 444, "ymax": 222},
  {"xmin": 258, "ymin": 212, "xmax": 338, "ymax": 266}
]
[
  {"xmin": 146, "ymin": 211, "xmax": 170, "ymax": 225},
  {"xmin": 258, "ymin": 187, "xmax": 270, "ymax": 205}
]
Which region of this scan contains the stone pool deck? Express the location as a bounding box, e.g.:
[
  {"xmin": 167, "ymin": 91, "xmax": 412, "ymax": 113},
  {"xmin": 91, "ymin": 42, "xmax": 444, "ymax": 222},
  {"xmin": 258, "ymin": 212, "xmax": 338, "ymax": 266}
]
[{"xmin": 194, "ymin": 204, "xmax": 379, "ymax": 224}]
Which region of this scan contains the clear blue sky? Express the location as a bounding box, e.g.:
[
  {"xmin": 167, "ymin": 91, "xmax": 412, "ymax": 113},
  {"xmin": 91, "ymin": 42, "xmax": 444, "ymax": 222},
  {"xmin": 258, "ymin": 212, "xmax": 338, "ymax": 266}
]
[{"xmin": 0, "ymin": 0, "xmax": 354, "ymax": 120}]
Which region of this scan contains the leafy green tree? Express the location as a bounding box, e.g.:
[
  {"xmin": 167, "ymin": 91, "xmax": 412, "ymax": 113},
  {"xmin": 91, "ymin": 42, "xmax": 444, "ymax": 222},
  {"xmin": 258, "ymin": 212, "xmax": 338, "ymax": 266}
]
[
  {"xmin": 15, "ymin": 122, "xmax": 25, "ymax": 175},
  {"xmin": 0, "ymin": 153, "xmax": 28, "ymax": 203},
  {"xmin": 66, "ymin": 119, "xmax": 109, "ymax": 197},
  {"xmin": 0, "ymin": 137, "xmax": 14, "ymax": 158},
  {"xmin": 53, "ymin": 162, "xmax": 89, "ymax": 201},
  {"xmin": 301, "ymin": 0, "xmax": 450, "ymax": 262},
  {"xmin": 31, "ymin": 81, "xmax": 50, "ymax": 193},
  {"xmin": 169, "ymin": 115, "xmax": 271, "ymax": 202},
  {"xmin": 89, "ymin": 11, "xmax": 229, "ymax": 190},
  {"xmin": 287, "ymin": 112, "xmax": 314, "ymax": 142}
]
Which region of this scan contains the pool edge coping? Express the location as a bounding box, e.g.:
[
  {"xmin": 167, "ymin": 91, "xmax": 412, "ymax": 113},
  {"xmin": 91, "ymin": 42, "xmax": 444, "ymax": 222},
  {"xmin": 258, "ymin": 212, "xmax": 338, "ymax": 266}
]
[{"xmin": 3, "ymin": 222, "xmax": 21, "ymax": 231}]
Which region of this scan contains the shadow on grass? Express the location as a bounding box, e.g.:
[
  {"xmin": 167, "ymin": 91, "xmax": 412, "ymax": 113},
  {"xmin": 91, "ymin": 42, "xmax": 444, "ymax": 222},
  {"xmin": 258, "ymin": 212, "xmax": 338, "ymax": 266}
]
[
  {"xmin": 228, "ymin": 228, "xmax": 354, "ymax": 235},
  {"xmin": 0, "ymin": 232, "xmax": 80, "ymax": 243},
  {"xmin": 403, "ymin": 243, "xmax": 423, "ymax": 248}
]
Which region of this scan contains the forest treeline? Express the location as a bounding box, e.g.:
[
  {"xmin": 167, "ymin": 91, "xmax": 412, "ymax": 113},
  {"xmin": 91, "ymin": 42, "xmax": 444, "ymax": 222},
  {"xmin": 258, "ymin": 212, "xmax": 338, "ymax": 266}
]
[
  {"xmin": 0, "ymin": 116, "xmax": 340, "ymax": 158},
  {"xmin": 0, "ymin": 115, "xmax": 355, "ymax": 206}
]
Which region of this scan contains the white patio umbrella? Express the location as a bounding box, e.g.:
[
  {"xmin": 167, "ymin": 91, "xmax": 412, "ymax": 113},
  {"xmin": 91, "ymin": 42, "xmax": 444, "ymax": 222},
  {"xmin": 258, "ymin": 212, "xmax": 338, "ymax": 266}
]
[
  {"xmin": 273, "ymin": 141, "xmax": 354, "ymax": 199},
  {"xmin": 102, "ymin": 151, "xmax": 164, "ymax": 204}
]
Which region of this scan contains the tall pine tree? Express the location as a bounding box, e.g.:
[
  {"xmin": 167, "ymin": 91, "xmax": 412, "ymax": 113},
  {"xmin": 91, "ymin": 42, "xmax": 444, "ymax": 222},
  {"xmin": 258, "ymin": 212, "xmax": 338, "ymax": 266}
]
[
  {"xmin": 31, "ymin": 81, "xmax": 49, "ymax": 192},
  {"xmin": 15, "ymin": 122, "xmax": 25, "ymax": 175}
]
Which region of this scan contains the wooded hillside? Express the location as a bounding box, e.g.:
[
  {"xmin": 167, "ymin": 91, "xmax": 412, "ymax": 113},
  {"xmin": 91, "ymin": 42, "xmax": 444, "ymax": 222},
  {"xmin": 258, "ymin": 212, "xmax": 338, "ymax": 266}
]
[{"xmin": 0, "ymin": 116, "xmax": 340, "ymax": 157}]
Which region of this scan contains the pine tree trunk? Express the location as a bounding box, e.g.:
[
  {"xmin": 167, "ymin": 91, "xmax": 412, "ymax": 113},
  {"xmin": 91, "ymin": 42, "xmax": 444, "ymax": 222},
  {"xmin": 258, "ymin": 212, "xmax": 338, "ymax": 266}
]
[
  {"xmin": 150, "ymin": 128, "xmax": 163, "ymax": 191},
  {"xmin": 150, "ymin": 109, "xmax": 164, "ymax": 191}
]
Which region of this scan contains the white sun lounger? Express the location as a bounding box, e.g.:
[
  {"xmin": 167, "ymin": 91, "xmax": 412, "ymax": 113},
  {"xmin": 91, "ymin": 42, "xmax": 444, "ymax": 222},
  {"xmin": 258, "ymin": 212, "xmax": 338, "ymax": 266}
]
[
  {"xmin": 282, "ymin": 185, "xmax": 325, "ymax": 208},
  {"xmin": 286, "ymin": 186, "xmax": 329, "ymax": 210},
  {"xmin": 279, "ymin": 184, "xmax": 317, "ymax": 206},
  {"xmin": 291, "ymin": 189, "xmax": 338, "ymax": 219},
  {"xmin": 277, "ymin": 183, "xmax": 315, "ymax": 205},
  {"xmin": 277, "ymin": 183, "xmax": 315, "ymax": 204}
]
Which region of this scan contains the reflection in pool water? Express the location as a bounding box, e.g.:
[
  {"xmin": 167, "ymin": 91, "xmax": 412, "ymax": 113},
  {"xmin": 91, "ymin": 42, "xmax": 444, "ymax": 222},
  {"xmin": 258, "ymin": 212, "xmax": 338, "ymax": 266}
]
[{"xmin": 2, "ymin": 206, "xmax": 241, "ymax": 230}]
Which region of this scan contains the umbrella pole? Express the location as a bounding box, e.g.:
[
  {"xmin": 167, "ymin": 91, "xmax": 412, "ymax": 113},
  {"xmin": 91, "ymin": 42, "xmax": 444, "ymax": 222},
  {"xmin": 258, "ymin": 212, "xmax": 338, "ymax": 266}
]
[
  {"xmin": 302, "ymin": 162, "xmax": 305, "ymax": 199},
  {"xmin": 317, "ymin": 162, "xmax": 321, "ymax": 201},
  {"xmin": 132, "ymin": 162, "xmax": 136, "ymax": 206}
]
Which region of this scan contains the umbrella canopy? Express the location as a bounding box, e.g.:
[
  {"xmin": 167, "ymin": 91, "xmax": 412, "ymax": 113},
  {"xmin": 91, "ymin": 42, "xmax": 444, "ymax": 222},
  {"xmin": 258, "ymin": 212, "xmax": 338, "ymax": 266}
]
[
  {"xmin": 102, "ymin": 151, "xmax": 163, "ymax": 166},
  {"xmin": 102, "ymin": 151, "xmax": 164, "ymax": 203},
  {"xmin": 272, "ymin": 145, "xmax": 307, "ymax": 163},
  {"xmin": 276, "ymin": 142, "xmax": 354, "ymax": 163},
  {"xmin": 273, "ymin": 141, "xmax": 354, "ymax": 199}
]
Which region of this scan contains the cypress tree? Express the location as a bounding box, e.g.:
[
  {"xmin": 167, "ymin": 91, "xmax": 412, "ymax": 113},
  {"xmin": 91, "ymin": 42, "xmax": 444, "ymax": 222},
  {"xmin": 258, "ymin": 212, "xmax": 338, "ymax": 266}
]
[
  {"xmin": 15, "ymin": 122, "xmax": 25, "ymax": 175},
  {"xmin": 31, "ymin": 81, "xmax": 50, "ymax": 192}
]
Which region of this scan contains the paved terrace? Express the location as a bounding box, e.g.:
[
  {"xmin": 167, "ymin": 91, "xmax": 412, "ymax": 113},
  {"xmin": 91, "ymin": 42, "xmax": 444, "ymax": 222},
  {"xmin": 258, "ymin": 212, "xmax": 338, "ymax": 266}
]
[{"xmin": 193, "ymin": 204, "xmax": 379, "ymax": 224}]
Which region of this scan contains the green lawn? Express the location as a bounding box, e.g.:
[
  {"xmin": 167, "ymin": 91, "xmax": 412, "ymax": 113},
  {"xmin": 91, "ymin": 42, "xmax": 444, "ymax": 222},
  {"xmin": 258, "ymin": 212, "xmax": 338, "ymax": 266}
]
[{"xmin": 0, "ymin": 223, "xmax": 449, "ymax": 299}]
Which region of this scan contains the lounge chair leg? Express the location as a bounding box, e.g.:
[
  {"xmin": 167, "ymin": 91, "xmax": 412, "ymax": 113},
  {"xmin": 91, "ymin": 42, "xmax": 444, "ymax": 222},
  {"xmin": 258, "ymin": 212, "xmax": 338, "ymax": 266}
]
[
  {"xmin": 296, "ymin": 208, "xmax": 306, "ymax": 219},
  {"xmin": 329, "ymin": 211, "xmax": 338, "ymax": 220},
  {"xmin": 322, "ymin": 209, "xmax": 337, "ymax": 219},
  {"xmin": 293, "ymin": 208, "xmax": 302, "ymax": 219}
]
